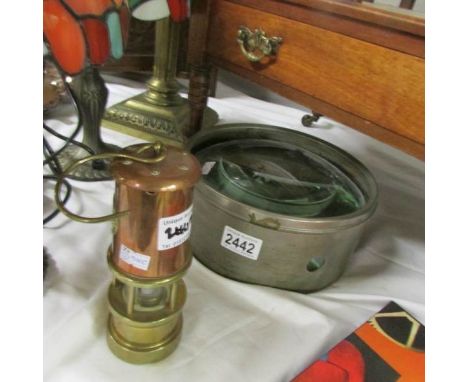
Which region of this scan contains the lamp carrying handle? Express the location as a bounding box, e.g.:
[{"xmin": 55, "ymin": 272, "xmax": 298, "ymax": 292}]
[{"xmin": 54, "ymin": 142, "xmax": 167, "ymax": 224}]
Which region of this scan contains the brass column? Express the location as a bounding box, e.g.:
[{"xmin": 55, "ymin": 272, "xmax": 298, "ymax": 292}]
[
  {"xmin": 102, "ymin": 17, "xmax": 218, "ymax": 147},
  {"xmin": 146, "ymin": 18, "xmax": 183, "ymax": 107}
]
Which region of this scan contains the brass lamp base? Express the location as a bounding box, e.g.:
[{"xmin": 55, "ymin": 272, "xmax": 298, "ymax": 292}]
[
  {"xmin": 102, "ymin": 92, "xmax": 219, "ymax": 147},
  {"xmin": 106, "ymin": 247, "xmax": 188, "ymax": 364},
  {"xmin": 107, "ymin": 315, "xmax": 183, "ymax": 364}
]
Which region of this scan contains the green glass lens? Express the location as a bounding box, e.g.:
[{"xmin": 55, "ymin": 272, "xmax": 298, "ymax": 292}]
[{"xmin": 196, "ymin": 139, "xmax": 364, "ymax": 217}]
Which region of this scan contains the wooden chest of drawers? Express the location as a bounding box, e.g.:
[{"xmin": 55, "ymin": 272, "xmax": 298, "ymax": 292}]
[{"xmin": 188, "ymin": 0, "xmax": 425, "ymax": 159}]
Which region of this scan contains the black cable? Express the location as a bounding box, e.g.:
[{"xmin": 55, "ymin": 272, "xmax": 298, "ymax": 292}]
[
  {"xmin": 43, "ymin": 53, "xmax": 95, "ymax": 167},
  {"xmin": 43, "ymin": 135, "xmax": 62, "ymax": 174},
  {"xmin": 42, "ymin": 121, "xmax": 95, "ymax": 166},
  {"xmin": 43, "ymin": 133, "xmax": 71, "ymax": 225},
  {"xmin": 42, "ymin": 55, "xmax": 104, "ymax": 223},
  {"xmin": 43, "ymin": 55, "xmax": 77, "ymax": 225},
  {"xmin": 43, "ymin": 174, "xmax": 72, "ymax": 225}
]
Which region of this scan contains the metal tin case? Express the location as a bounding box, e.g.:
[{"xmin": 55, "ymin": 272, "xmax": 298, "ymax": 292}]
[{"xmin": 189, "ymin": 124, "xmax": 378, "ymax": 293}]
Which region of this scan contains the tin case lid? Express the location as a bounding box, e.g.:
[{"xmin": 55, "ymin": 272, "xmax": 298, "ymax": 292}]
[
  {"xmin": 111, "ymin": 143, "xmax": 201, "ymax": 192},
  {"xmin": 189, "ymin": 124, "xmax": 378, "ymax": 232}
]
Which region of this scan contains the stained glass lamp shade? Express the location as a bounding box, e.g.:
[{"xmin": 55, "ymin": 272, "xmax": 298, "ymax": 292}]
[
  {"xmin": 129, "ymin": 0, "xmax": 190, "ymax": 22},
  {"xmin": 43, "ymin": 0, "xmax": 130, "ymax": 180}
]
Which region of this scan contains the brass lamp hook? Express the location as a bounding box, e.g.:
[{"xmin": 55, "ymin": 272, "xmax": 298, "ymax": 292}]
[{"xmin": 54, "ymin": 142, "xmax": 167, "ymax": 224}]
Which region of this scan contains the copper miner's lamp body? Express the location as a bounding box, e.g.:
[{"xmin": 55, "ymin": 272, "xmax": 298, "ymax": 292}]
[{"xmin": 55, "ymin": 142, "xmax": 201, "ymax": 364}]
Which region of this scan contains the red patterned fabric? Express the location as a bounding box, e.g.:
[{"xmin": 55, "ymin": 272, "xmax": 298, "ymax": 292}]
[
  {"xmin": 293, "ymin": 360, "xmax": 348, "ymax": 382},
  {"xmin": 292, "ymin": 341, "xmax": 364, "ymax": 382}
]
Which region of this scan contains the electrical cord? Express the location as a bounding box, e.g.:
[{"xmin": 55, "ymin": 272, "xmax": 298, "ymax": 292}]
[
  {"xmin": 43, "ymin": 55, "xmax": 107, "ymax": 224},
  {"xmin": 43, "ymin": 132, "xmax": 75, "ymax": 225},
  {"xmin": 43, "ymin": 174, "xmax": 72, "ymax": 225},
  {"xmin": 42, "ymin": 122, "xmax": 95, "ymax": 165},
  {"xmin": 43, "ymin": 120, "xmax": 96, "ymax": 224}
]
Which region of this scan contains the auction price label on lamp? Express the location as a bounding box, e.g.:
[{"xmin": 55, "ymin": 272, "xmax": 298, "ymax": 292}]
[{"xmin": 158, "ymin": 204, "xmax": 193, "ymax": 251}]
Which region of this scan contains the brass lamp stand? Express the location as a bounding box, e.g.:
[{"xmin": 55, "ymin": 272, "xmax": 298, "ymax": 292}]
[{"xmin": 102, "ymin": 17, "xmax": 218, "ymax": 147}]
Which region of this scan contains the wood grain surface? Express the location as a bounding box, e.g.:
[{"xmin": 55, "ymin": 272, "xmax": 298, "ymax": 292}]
[
  {"xmin": 206, "ymin": 0, "xmax": 424, "ymax": 153},
  {"xmin": 229, "ymin": 0, "xmax": 424, "ymax": 57},
  {"xmin": 210, "ymin": 57, "xmax": 424, "ymax": 159}
]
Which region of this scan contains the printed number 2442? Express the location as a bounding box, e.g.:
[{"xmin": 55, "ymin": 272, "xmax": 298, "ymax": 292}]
[{"xmin": 224, "ymin": 233, "xmax": 255, "ymax": 254}]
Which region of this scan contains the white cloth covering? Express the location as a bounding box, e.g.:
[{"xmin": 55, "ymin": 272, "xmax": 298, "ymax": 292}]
[{"xmin": 43, "ymin": 75, "xmax": 424, "ymax": 382}]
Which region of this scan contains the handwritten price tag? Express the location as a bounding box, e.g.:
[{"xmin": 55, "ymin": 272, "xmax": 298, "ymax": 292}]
[
  {"xmin": 220, "ymin": 226, "xmax": 263, "ymax": 260},
  {"xmin": 158, "ymin": 205, "xmax": 193, "ymax": 251},
  {"xmin": 119, "ymin": 244, "xmax": 151, "ymax": 271}
]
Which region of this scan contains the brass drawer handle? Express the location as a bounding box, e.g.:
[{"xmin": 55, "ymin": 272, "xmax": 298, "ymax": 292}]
[{"xmin": 237, "ymin": 26, "xmax": 283, "ymax": 63}]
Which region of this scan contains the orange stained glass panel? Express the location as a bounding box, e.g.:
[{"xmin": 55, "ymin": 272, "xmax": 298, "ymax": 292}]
[
  {"xmin": 63, "ymin": 0, "xmax": 113, "ymax": 16},
  {"xmin": 82, "ymin": 19, "xmax": 110, "ymax": 65},
  {"xmin": 113, "ymin": 0, "xmax": 124, "ymax": 7},
  {"xmin": 168, "ymin": 0, "xmax": 188, "ymax": 22},
  {"xmin": 43, "ymin": 0, "xmax": 86, "ymax": 75},
  {"xmin": 119, "ymin": 5, "xmax": 130, "ymax": 45}
]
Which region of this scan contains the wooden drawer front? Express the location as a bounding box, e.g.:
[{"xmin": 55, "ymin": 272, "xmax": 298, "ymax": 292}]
[{"xmin": 207, "ymin": 0, "xmax": 424, "ymax": 145}]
